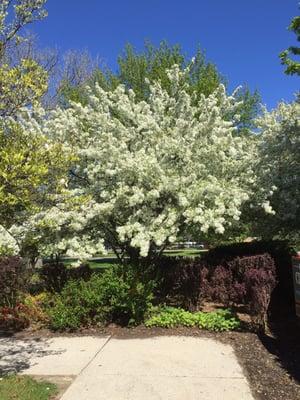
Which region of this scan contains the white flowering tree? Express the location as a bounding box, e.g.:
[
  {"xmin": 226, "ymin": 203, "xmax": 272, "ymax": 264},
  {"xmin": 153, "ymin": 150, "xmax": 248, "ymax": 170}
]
[
  {"xmin": 255, "ymin": 101, "xmax": 300, "ymax": 242},
  {"xmin": 7, "ymin": 66, "xmax": 273, "ymax": 264}
]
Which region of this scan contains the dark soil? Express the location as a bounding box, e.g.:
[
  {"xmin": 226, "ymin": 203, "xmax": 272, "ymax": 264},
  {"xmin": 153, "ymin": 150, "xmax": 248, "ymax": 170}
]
[{"xmin": 4, "ymin": 315, "xmax": 300, "ymax": 400}]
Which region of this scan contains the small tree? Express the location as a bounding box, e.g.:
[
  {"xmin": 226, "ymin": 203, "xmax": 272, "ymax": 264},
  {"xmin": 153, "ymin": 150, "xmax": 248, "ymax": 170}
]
[
  {"xmin": 11, "ymin": 66, "xmax": 272, "ymax": 264},
  {"xmin": 0, "ymin": 1, "xmax": 74, "ymax": 259}
]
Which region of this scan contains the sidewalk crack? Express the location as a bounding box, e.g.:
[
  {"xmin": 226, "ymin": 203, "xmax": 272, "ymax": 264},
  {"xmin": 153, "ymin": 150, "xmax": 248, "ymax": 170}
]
[{"xmin": 78, "ymin": 336, "xmax": 112, "ymax": 376}]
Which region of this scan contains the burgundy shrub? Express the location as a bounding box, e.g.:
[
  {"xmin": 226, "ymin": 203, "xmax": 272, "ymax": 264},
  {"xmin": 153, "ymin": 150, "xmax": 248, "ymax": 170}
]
[
  {"xmin": 156, "ymin": 256, "xmax": 204, "ymax": 310},
  {"xmin": 0, "ymin": 256, "xmax": 29, "ymax": 308},
  {"xmin": 40, "ymin": 262, "xmax": 92, "ymax": 293},
  {"xmin": 156, "ymin": 251, "xmax": 277, "ymax": 328},
  {"xmin": 0, "ymin": 304, "xmax": 30, "ymax": 331}
]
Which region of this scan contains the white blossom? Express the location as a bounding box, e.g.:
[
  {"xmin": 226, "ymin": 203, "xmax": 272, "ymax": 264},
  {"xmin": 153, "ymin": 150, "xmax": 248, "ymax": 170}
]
[{"xmin": 4, "ymin": 65, "xmax": 274, "ymax": 259}]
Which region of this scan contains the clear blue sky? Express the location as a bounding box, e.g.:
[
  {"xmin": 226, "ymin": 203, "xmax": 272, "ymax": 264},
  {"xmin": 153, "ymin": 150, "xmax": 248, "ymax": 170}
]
[{"xmin": 32, "ymin": 0, "xmax": 299, "ymax": 109}]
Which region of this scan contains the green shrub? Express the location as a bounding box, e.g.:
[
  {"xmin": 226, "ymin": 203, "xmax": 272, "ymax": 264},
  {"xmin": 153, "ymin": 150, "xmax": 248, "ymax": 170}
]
[
  {"xmin": 96, "ymin": 266, "xmax": 155, "ymax": 326},
  {"xmin": 46, "ymin": 277, "xmax": 107, "ymax": 330},
  {"xmin": 145, "ymin": 307, "xmax": 240, "ymax": 331},
  {"xmin": 46, "ymin": 265, "xmax": 155, "ymax": 330}
]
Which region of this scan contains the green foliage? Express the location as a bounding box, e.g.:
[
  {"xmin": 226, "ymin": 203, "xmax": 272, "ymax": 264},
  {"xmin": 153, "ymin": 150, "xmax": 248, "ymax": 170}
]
[
  {"xmin": 145, "ymin": 307, "xmax": 240, "ymax": 331},
  {"xmin": 0, "ymin": 0, "xmax": 75, "ymax": 252},
  {"xmin": 0, "ymin": 0, "xmax": 47, "ymax": 58},
  {"xmin": 0, "ymin": 59, "xmax": 48, "ymax": 117},
  {"xmin": 233, "ymin": 87, "xmax": 261, "ymax": 134},
  {"xmin": 0, "ymin": 375, "xmax": 57, "ymax": 400},
  {"xmin": 0, "ymin": 120, "xmax": 73, "ymax": 230},
  {"xmin": 46, "ymin": 266, "xmax": 155, "ymax": 330},
  {"xmin": 59, "ymin": 41, "xmax": 260, "ymax": 134},
  {"xmin": 280, "ymin": 14, "xmax": 300, "ymax": 76},
  {"xmin": 0, "ymin": 1, "xmax": 49, "ymax": 117}
]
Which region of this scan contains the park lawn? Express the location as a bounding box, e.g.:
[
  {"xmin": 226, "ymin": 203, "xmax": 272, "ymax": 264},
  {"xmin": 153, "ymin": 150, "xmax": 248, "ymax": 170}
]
[
  {"xmin": 88, "ymin": 260, "xmax": 119, "ymax": 269},
  {"xmin": 163, "ymin": 249, "xmax": 207, "ymax": 257},
  {"xmin": 0, "ymin": 376, "xmax": 57, "ymax": 400},
  {"xmin": 62, "ymin": 248, "xmax": 207, "ymax": 270}
]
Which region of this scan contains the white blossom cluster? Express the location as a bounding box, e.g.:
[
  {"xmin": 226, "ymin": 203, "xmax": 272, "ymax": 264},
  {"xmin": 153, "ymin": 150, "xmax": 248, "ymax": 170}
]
[
  {"xmin": 0, "ymin": 225, "xmax": 19, "ymax": 255},
  {"xmin": 257, "ymin": 101, "xmax": 300, "ymax": 237},
  {"xmin": 2, "ymin": 66, "xmax": 274, "ymax": 259}
]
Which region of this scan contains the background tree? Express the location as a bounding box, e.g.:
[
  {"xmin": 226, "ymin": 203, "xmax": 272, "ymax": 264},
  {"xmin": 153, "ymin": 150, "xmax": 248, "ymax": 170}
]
[
  {"xmin": 254, "ymin": 101, "xmax": 300, "ymax": 244},
  {"xmin": 58, "ymin": 41, "xmax": 261, "ymax": 134},
  {"xmin": 0, "ymin": 0, "xmax": 47, "ymax": 58},
  {"xmin": 0, "ymin": 0, "xmax": 49, "ymax": 116},
  {"xmin": 280, "ymin": 12, "xmax": 300, "ymax": 76}
]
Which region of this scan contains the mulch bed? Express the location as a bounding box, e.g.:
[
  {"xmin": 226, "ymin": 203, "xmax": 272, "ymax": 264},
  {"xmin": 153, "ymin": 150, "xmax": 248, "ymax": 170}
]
[{"xmin": 3, "ymin": 314, "xmax": 300, "ymax": 400}]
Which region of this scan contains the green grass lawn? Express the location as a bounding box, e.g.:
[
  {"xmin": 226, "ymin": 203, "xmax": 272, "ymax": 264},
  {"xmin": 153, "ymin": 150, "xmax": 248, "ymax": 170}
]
[
  {"xmin": 61, "ymin": 248, "xmax": 207, "ymax": 270},
  {"xmin": 0, "ymin": 376, "xmax": 57, "ymax": 400},
  {"xmin": 163, "ymin": 249, "xmax": 207, "ymax": 257}
]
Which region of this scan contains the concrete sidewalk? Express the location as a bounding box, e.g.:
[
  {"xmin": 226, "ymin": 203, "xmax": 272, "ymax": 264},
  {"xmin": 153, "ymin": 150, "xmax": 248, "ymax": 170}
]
[{"xmin": 0, "ymin": 335, "xmax": 254, "ymax": 400}]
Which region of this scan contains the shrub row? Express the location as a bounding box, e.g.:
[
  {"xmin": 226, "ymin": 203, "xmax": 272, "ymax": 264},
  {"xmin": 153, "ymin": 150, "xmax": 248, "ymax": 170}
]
[
  {"xmin": 157, "ymin": 253, "xmax": 276, "ymax": 325},
  {"xmin": 156, "ymin": 240, "xmax": 294, "ymax": 328}
]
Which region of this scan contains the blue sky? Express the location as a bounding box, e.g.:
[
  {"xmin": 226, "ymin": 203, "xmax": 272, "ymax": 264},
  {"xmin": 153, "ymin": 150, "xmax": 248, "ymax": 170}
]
[{"xmin": 32, "ymin": 0, "xmax": 299, "ymax": 109}]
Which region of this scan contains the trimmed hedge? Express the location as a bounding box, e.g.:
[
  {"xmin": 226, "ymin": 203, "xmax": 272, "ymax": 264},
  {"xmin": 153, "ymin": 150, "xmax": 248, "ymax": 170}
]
[
  {"xmin": 156, "ymin": 240, "xmax": 293, "ymax": 328},
  {"xmin": 204, "ymin": 240, "xmax": 295, "ymax": 313}
]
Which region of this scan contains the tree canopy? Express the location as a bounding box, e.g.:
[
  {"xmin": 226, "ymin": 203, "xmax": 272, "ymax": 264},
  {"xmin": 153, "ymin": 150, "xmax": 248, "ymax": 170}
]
[
  {"xmin": 6, "ymin": 66, "xmax": 272, "ymax": 263},
  {"xmin": 280, "ymin": 13, "xmax": 300, "ymax": 76},
  {"xmin": 0, "ymin": 1, "xmax": 72, "ymax": 255},
  {"xmin": 58, "ymin": 42, "xmax": 261, "ymax": 135}
]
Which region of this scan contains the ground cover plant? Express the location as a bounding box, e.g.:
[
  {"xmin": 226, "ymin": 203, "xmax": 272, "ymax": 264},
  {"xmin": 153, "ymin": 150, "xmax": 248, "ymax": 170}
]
[
  {"xmin": 0, "ymin": 375, "xmax": 57, "ymax": 400},
  {"xmin": 145, "ymin": 306, "xmax": 240, "ymax": 331}
]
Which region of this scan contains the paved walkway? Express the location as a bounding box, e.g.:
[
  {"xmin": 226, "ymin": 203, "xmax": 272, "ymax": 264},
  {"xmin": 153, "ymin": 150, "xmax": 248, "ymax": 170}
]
[{"xmin": 0, "ymin": 335, "xmax": 254, "ymax": 400}]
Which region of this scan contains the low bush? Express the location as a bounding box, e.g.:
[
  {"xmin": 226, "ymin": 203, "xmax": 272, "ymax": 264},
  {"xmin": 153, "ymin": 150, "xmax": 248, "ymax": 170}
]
[
  {"xmin": 23, "ymin": 293, "xmax": 50, "ymax": 327},
  {"xmin": 0, "ymin": 293, "xmax": 50, "ymax": 331},
  {"xmin": 0, "ymin": 304, "xmax": 31, "ymax": 331},
  {"xmin": 145, "ymin": 306, "xmax": 240, "ymax": 331},
  {"xmin": 46, "ymin": 265, "xmax": 155, "ymax": 330},
  {"xmin": 202, "ymin": 254, "xmax": 277, "ymax": 325},
  {"xmin": 0, "ymin": 256, "xmax": 31, "ymax": 307},
  {"xmin": 40, "ymin": 262, "xmax": 92, "ymax": 293}
]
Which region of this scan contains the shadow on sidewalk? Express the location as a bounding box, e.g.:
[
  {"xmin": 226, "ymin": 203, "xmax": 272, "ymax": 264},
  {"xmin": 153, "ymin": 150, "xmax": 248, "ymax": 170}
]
[
  {"xmin": 258, "ymin": 307, "xmax": 300, "ymax": 384},
  {"xmin": 0, "ymin": 337, "xmax": 63, "ymax": 376}
]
